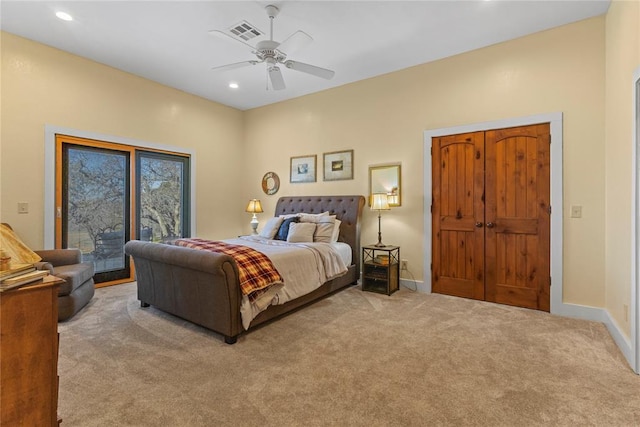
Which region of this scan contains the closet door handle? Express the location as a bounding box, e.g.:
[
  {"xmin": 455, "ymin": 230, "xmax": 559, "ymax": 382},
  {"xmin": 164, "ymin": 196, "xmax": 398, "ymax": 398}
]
[
  {"xmin": 475, "ymin": 222, "xmax": 483, "ymax": 228},
  {"xmin": 486, "ymin": 222, "xmax": 495, "ymax": 228}
]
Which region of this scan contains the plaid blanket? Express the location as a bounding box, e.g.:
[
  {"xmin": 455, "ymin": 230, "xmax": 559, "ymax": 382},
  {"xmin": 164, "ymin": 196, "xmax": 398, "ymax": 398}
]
[{"xmin": 173, "ymin": 238, "xmax": 283, "ymax": 302}]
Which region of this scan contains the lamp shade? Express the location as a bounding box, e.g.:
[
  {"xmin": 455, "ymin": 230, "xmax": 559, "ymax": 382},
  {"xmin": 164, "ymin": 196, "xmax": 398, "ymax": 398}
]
[
  {"xmin": 371, "ymin": 193, "xmax": 390, "ymax": 211},
  {"xmin": 245, "ymin": 199, "xmax": 263, "ymax": 214}
]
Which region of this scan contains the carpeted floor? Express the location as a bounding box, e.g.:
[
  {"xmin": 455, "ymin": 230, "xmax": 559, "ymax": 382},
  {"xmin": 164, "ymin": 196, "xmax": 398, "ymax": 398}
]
[{"xmin": 57, "ymin": 282, "xmax": 640, "ymax": 426}]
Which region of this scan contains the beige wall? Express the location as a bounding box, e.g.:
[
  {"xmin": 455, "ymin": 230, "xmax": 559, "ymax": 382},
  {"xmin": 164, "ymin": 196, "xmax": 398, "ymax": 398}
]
[
  {"xmin": 605, "ymin": 0, "xmax": 640, "ymax": 337},
  {"xmin": 245, "ymin": 17, "xmax": 607, "ymax": 307},
  {"xmin": 1, "ymin": 32, "xmax": 246, "ymax": 249},
  {"xmin": 1, "ymin": 16, "xmax": 615, "ymax": 316}
]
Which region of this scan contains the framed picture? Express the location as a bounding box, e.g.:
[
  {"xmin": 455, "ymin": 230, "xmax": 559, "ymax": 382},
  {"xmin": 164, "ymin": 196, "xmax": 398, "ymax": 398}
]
[
  {"xmin": 323, "ymin": 150, "xmax": 354, "ymax": 181},
  {"xmin": 290, "ymin": 155, "xmax": 317, "ymax": 183}
]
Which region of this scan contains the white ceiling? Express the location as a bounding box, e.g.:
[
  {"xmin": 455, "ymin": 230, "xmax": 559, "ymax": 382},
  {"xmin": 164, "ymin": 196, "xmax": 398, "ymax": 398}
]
[{"xmin": 1, "ymin": 1, "xmax": 610, "ymax": 111}]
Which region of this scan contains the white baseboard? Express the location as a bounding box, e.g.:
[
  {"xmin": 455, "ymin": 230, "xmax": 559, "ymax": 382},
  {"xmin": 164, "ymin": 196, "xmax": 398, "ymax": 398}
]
[
  {"xmin": 553, "ymin": 302, "xmax": 606, "ymax": 322},
  {"xmin": 400, "ymin": 279, "xmax": 637, "ymax": 373},
  {"xmin": 603, "ymin": 310, "xmax": 636, "ymax": 372},
  {"xmin": 549, "ymin": 302, "xmax": 636, "ymax": 373},
  {"xmin": 549, "ymin": 302, "xmax": 636, "ymax": 372}
]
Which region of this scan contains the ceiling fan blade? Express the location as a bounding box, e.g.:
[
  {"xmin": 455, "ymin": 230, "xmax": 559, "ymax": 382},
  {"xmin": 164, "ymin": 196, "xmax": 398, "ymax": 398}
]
[
  {"xmin": 269, "ymin": 66, "xmax": 286, "ymax": 90},
  {"xmin": 208, "ymin": 29, "xmax": 256, "ymax": 50},
  {"xmin": 284, "ymin": 60, "xmax": 335, "ymax": 80},
  {"xmin": 211, "ymin": 60, "xmax": 259, "ymax": 72},
  {"xmin": 277, "ymin": 30, "xmax": 313, "ymax": 54}
]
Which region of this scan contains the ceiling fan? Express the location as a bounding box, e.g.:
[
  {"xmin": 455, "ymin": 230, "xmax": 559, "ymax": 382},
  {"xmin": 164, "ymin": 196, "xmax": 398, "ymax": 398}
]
[{"xmin": 209, "ymin": 4, "xmax": 335, "ymax": 90}]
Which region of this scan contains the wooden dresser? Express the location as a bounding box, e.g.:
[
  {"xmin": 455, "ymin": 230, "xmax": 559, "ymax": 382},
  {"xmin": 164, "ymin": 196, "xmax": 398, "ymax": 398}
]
[{"xmin": 0, "ymin": 277, "xmax": 63, "ymax": 426}]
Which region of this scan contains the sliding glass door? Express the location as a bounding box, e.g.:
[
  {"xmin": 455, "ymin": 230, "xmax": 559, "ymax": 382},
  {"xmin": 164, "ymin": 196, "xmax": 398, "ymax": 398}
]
[
  {"xmin": 137, "ymin": 151, "xmax": 190, "ymax": 242},
  {"xmin": 63, "ymin": 144, "xmax": 130, "ymax": 283},
  {"xmin": 56, "ymin": 134, "xmax": 190, "ymax": 286}
]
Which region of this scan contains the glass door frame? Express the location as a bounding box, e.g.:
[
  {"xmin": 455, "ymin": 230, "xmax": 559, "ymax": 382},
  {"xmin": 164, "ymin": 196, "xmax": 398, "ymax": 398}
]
[
  {"xmin": 60, "ymin": 139, "xmax": 133, "ymax": 284},
  {"xmin": 135, "ymin": 150, "xmax": 191, "ymax": 242},
  {"xmin": 50, "ymin": 131, "xmax": 193, "ymax": 287},
  {"xmin": 56, "ymin": 135, "xmax": 137, "ymax": 286}
]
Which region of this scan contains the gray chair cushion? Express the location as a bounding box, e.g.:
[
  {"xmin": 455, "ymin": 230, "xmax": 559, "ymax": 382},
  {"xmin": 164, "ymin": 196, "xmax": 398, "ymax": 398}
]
[
  {"xmin": 58, "ymin": 279, "xmax": 95, "ymax": 321},
  {"xmin": 53, "ymin": 262, "xmax": 95, "ymax": 296}
]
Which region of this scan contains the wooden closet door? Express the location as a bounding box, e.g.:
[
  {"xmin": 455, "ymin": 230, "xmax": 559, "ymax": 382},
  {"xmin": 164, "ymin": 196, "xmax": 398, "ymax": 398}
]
[
  {"xmin": 432, "ymin": 131, "xmax": 486, "ymax": 300},
  {"xmin": 484, "ymin": 124, "xmax": 550, "ymax": 311}
]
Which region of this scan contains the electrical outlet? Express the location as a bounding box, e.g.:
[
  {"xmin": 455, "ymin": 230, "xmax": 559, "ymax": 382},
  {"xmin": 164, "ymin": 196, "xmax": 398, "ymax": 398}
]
[
  {"xmin": 401, "ymin": 259, "xmax": 408, "ymax": 270},
  {"xmin": 17, "ymin": 202, "xmax": 29, "ymax": 214}
]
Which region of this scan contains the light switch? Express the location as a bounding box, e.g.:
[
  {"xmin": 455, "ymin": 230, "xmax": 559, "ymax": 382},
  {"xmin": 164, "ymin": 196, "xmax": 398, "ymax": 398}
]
[
  {"xmin": 570, "ymin": 205, "xmax": 582, "ymax": 218},
  {"xmin": 17, "ymin": 202, "xmax": 29, "ymax": 214}
]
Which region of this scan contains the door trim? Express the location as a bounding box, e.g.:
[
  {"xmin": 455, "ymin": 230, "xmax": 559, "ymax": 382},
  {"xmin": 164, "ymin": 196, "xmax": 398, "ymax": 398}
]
[
  {"xmin": 632, "ymin": 65, "xmax": 640, "ymax": 374},
  {"xmin": 44, "ymin": 125, "xmax": 197, "ymax": 249},
  {"xmin": 424, "ymin": 112, "xmax": 569, "ymax": 314}
]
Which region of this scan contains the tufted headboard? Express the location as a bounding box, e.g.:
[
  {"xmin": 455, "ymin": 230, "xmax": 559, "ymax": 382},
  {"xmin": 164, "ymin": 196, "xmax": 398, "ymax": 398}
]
[{"xmin": 274, "ymin": 195, "xmax": 365, "ymax": 276}]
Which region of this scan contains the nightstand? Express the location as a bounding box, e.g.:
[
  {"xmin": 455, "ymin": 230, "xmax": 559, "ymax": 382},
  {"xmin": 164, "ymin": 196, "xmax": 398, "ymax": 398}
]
[{"xmin": 362, "ymin": 245, "xmax": 400, "ymax": 295}]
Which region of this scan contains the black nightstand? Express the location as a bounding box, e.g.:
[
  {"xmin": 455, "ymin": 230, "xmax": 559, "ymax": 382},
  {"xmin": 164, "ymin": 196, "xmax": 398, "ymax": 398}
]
[{"xmin": 362, "ymin": 245, "xmax": 400, "ymax": 295}]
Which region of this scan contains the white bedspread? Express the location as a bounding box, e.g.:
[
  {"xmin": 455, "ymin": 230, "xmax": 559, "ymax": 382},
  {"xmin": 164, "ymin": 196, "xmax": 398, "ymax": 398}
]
[{"xmin": 226, "ymin": 236, "xmax": 349, "ymax": 329}]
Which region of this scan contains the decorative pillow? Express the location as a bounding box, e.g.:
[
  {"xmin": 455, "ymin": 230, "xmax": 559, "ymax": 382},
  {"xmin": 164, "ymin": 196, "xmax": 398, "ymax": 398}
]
[
  {"xmin": 0, "ymin": 224, "xmax": 42, "ymax": 264},
  {"xmin": 297, "ymin": 211, "xmax": 330, "ymax": 223},
  {"xmin": 297, "ymin": 213, "xmax": 336, "ymax": 243},
  {"xmin": 279, "ymin": 213, "xmax": 299, "ymax": 219},
  {"xmin": 259, "ymin": 216, "xmax": 284, "ymax": 239},
  {"xmin": 313, "ymin": 223, "xmax": 334, "ymax": 243},
  {"xmin": 286, "ymin": 222, "xmax": 316, "ymax": 243},
  {"xmin": 330, "ymin": 219, "xmax": 342, "ymax": 243},
  {"xmin": 275, "ymin": 217, "xmax": 299, "ymax": 241},
  {"xmin": 299, "ymin": 213, "xmax": 334, "ymax": 224}
]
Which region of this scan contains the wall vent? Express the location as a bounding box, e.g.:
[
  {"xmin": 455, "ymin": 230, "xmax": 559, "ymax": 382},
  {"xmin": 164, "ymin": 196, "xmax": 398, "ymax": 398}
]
[{"xmin": 227, "ymin": 21, "xmax": 263, "ymax": 42}]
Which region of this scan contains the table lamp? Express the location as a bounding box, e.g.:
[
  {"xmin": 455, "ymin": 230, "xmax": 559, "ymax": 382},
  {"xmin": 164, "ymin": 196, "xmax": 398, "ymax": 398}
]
[
  {"xmin": 371, "ymin": 193, "xmax": 390, "ymax": 247},
  {"xmin": 245, "ymin": 199, "xmax": 264, "ymax": 234}
]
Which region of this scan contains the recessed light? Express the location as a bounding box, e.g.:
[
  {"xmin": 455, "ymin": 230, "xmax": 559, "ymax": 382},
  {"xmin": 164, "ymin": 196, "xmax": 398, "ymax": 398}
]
[
  {"xmin": 56, "ymin": 11, "xmax": 73, "ymax": 21},
  {"xmin": 229, "ymin": 82, "xmax": 239, "ymax": 89}
]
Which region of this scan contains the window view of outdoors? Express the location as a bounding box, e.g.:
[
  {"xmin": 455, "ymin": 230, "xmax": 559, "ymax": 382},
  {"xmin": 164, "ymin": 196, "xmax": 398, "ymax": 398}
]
[
  {"xmin": 65, "ymin": 148, "xmax": 127, "ymax": 274},
  {"xmin": 138, "ymin": 155, "xmax": 185, "ymax": 243},
  {"xmin": 64, "ymin": 145, "xmax": 189, "ymax": 280}
]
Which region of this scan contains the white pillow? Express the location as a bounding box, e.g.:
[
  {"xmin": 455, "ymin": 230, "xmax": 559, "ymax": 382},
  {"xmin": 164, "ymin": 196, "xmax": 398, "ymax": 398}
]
[
  {"xmin": 279, "ymin": 213, "xmax": 299, "ymax": 219},
  {"xmin": 297, "ymin": 214, "xmax": 336, "ymax": 243},
  {"xmin": 259, "ymin": 216, "xmax": 284, "ymax": 239},
  {"xmin": 314, "ymin": 221, "xmax": 336, "ymax": 243},
  {"xmin": 286, "ymin": 222, "xmax": 316, "ymax": 243},
  {"xmin": 330, "ymin": 219, "xmax": 342, "ymax": 242},
  {"xmin": 299, "ymin": 213, "xmax": 335, "ymax": 224},
  {"xmin": 297, "ymin": 211, "xmax": 330, "ymax": 223}
]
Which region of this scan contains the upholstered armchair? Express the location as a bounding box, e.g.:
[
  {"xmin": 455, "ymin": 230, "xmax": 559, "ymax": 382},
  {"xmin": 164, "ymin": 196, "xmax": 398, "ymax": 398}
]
[
  {"xmin": 35, "ymin": 249, "xmax": 95, "ymax": 321},
  {"xmin": 1, "ymin": 223, "xmax": 95, "ymax": 321}
]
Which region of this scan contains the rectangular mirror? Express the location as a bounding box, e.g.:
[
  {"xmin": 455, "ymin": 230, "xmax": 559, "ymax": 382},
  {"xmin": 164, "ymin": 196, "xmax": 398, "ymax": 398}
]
[{"xmin": 369, "ymin": 163, "xmax": 401, "ymax": 207}]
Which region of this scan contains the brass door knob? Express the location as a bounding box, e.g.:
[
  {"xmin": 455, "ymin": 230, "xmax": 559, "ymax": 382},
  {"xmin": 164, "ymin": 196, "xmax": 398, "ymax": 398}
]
[
  {"xmin": 475, "ymin": 222, "xmax": 483, "ymax": 228},
  {"xmin": 486, "ymin": 222, "xmax": 495, "ymax": 228}
]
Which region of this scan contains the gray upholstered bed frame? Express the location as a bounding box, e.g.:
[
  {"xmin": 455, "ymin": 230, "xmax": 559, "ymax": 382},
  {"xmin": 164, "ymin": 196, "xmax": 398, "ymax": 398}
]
[{"xmin": 124, "ymin": 195, "xmax": 365, "ymax": 344}]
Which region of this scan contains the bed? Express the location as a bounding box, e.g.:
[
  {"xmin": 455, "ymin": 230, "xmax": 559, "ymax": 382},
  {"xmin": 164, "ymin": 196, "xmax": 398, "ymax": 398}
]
[{"xmin": 124, "ymin": 195, "xmax": 365, "ymax": 344}]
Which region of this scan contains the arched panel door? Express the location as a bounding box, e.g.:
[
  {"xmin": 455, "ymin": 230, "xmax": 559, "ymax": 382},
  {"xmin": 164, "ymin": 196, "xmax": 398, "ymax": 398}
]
[
  {"xmin": 432, "ymin": 131, "xmax": 485, "ymax": 300},
  {"xmin": 485, "ymin": 124, "xmax": 550, "ymax": 311},
  {"xmin": 432, "ymin": 123, "xmax": 550, "ymax": 311}
]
